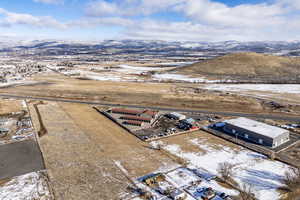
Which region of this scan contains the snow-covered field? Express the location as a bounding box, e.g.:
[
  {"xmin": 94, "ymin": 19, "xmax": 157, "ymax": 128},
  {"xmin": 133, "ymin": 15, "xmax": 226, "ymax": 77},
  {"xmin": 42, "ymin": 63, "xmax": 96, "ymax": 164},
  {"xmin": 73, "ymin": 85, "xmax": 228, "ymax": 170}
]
[
  {"xmin": 203, "ymin": 84, "xmax": 300, "ymax": 94},
  {"xmin": 0, "ymin": 171, "xmax": 52, "ymax": 200},
  {"xmin": 151, "ymin": 138, "xmax": 290, "ymax": 200},
  {"xmin": 155, "ymin": 61, "xmax": 195, "ymax": 67},
  {"xmin": 56, "ymin": 65, "xmax": 156, "ymax": 82},
  {"xmin": 0, "ymin": 80, "xmax": 39, "ymax": 88},
  {"xmin": 153, "ymin": 73, "xmax": 209, "ymax": 83},
  {"xmin": 116, "ymin": 64, "xmax": 163, "ymax": 74},
  {"xmin": 51, "ymin": 63, "xmax": 219, "ymax": 83}
]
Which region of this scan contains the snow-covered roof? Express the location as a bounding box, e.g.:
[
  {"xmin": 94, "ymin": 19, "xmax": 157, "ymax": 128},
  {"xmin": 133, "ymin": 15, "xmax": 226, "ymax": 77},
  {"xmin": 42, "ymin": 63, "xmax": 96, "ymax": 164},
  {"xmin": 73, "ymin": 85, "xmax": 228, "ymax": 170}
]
[
  {"xmin": 170, "ymin": 112, "xmax": 186, "ymax": 118},
  {"xmin": 0, "ymin": 127, "xmax": 9, "ymax": 131},
  {"xmin": 224, "ymin": 117, "xmax": 289, "ymax": 139}
]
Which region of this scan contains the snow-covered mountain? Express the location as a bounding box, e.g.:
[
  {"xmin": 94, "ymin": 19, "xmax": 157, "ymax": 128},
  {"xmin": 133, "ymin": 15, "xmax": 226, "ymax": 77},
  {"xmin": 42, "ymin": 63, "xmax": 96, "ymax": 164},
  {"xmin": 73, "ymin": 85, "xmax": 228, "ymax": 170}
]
[{"xmin": 0, "ymin": 39, "xmax": 299, "ymax": 56}]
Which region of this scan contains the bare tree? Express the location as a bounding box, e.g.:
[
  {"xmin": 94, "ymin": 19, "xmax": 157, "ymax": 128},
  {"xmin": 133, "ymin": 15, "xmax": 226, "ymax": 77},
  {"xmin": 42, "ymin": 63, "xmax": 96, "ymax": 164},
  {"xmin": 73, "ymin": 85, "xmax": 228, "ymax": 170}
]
[
  {"xmin": 281, "ymin": 166, "xmax": 300, "ymax": 193},
  {"xmin": 269, "ymin": 151, "xmax": 276, "ymax": 160},
  {"xmin": 239, "ymin": 183, "xmax": 256, "ymax": 200},
  {"xmin": 217, "ymin": 162, "xmax": 235, "ymax": 182}
]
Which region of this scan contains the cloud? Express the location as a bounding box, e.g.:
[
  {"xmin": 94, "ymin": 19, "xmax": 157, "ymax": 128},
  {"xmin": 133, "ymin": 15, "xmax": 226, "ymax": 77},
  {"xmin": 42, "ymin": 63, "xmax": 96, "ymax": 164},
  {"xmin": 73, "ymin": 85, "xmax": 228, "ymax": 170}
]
[
  {"xmin": 0, "ymin": 7, "xmax": 133, "ymax": 30},
  {"xmin": 86, "ymin": 1, "xmax": 121, "ymax": 17},
  {"xmin": 68, "ymin": 17, "xmax": 134, "ymax": 27},
  {"xmin": 180, "ymin": 0, "xmax": 285, "ymax": 28},
  {"xmin": 277, "ymin": 0, "xmax": 300, "ymax": 10},
  {"xmin": 84, "ymin": 0, "xmax": 292, "ymax": 28},
  {"xmin": 2, "ymin": 0, "xmax": 300, "ymax": 41},
  {"xmin": 33, "ymin": 0, "xmax": 63, "ymax": 4},
  {"xmin": 82, "ymin": 0, "xmax": 300, "ymax": 41},
  {"xmin": 0, "ymin": 8, "xmax": 66, "ymax": 29},
  {"xmin": 85, "ymin": 0, "xmax": 185, "ymax": 17},
  {"xmin": 121, "ymin": 19, "xmax": 296, "ymax": 42}
]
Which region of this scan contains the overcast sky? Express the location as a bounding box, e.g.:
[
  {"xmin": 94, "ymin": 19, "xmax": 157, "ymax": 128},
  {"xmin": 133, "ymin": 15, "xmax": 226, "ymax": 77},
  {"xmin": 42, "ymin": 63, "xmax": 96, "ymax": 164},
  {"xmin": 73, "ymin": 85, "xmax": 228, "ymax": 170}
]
[{"xmin": 0, "ymin": 0, "xmax": 300, "ymax": 41}]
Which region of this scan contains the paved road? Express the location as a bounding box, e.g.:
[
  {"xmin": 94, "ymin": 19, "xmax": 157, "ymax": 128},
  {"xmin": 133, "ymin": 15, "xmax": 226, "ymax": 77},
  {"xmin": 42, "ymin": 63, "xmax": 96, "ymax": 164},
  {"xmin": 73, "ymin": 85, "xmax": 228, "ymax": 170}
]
[
  {"xmin": 0, "ymin": 93, "xmax": 299, "ymax": 122},
  {"xmin": 0, "ymin": 139, "xmax": 45, "ymax": 180}
]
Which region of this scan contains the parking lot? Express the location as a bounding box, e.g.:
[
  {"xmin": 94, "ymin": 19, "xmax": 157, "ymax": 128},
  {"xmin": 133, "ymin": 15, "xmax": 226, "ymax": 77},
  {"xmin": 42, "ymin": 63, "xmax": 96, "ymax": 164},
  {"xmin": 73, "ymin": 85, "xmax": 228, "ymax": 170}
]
[
  {"xmin": 132, "ymin": 113, "xmax": 202, "ymax": 141},
  {"xmin": 0, "ymin": 139, "xmax": 45, "ymax": 180}
]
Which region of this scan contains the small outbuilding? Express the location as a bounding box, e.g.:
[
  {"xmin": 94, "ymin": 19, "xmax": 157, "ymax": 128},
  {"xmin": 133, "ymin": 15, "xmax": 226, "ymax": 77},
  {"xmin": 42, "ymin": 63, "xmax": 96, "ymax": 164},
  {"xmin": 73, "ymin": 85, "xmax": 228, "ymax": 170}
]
[
  {"xmin": 223, "ymin": 117, "xmax": 289, "ymax": 148},
  {"xmin": 181, "ymin": 118, "xmax": 196, "ymax": 126},
  {"xmin": 170, "ymin": 189, "xmax": 186, "ymax": 200},
  {"xmin": 166, "ymin": 112, "xmax": 186, "ymax": 120},
  {"xmin": 0, "ymin": 128, "xmax": 9, "ymax": 137}
]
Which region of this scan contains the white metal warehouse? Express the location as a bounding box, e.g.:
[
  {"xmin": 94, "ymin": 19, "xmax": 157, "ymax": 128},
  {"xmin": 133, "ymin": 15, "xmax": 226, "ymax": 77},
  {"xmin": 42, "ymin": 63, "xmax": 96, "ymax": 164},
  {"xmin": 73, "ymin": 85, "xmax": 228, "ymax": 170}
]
[{"xmin": 223, "ymin": 117, "xmax": 290, "ymax": 148}]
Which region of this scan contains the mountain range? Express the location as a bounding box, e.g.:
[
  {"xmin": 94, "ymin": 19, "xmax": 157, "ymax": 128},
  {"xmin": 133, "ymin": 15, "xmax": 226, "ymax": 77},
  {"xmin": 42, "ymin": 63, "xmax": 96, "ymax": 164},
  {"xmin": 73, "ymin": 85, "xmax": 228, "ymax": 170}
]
[{"xmin": 1, "ymin": 39, "xmax": 300, "ymax": 57}]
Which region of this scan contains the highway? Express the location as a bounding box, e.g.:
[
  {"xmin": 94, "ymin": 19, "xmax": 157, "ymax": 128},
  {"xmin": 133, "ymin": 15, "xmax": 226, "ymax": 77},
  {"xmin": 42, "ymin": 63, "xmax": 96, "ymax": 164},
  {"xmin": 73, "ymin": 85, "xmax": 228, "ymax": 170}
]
[{"xmin": 0, "ymin": 93, "xmax": 299, "ymax": 122}]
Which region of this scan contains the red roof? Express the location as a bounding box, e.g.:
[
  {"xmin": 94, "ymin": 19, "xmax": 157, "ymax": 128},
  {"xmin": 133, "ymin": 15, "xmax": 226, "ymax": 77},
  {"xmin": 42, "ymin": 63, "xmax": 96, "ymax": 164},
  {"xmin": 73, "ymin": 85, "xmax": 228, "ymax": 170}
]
[
  {"xmin": 120, "ymin": 115, "xmax": 152, "ymax": 121},
  {"xmin": 123, "ymin": 120, "xmax": 143, "ymax": 125},
  {"xmin": 143, "ymin": 110, "xmax": 157, "ymax": 117},
  {"xmin": 111, "ymin": 108, "xmax": 143, "ymax": 115}
]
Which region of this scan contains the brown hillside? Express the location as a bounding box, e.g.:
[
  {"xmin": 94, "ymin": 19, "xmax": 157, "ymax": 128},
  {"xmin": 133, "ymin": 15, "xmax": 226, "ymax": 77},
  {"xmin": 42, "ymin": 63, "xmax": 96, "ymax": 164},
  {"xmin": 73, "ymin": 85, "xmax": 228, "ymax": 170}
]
[{"xmin": 178, "ymin": 52, "xmax": 300, "ymax": 77}]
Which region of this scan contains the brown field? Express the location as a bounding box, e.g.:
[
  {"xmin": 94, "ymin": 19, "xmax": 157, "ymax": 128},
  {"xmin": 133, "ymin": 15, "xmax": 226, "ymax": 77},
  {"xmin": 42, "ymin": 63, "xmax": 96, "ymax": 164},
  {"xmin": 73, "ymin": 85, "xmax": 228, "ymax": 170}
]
[
  {"xmin": 0, "ymin": 72, "xmax": 294, "ymax": 115},
  {"xmin": 29, "ymin": 101, "xmax": 177, "ymax": 200},
  {"xmin": 0, "ymin": 99, "xmax": 23, "ymax": 114},
  {"xmin": 279, "ymin": 142, "xmax": 300, "ymax": 165}
]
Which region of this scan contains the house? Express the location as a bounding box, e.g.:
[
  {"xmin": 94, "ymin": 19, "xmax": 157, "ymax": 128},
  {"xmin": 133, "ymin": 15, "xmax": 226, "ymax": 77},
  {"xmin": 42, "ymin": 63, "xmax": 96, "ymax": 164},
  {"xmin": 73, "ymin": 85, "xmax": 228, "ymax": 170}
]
[
  {"xmin": 144, "ymin": 173, "xmax": 165, "ymax": 186},
  {"xmin": 170, "ymin": 189, "xmax": 186, "ymax": 200},
  {"xmin": 0, "ymin": 118, "xmax": 8, "ymax": 126},
  {"xmin": 0, "ymin": 128, "xmax": 9, "ymax": 136},
  {"xmin": 223, "ymin": 117, "xmax": 289, "ymax": 148}
]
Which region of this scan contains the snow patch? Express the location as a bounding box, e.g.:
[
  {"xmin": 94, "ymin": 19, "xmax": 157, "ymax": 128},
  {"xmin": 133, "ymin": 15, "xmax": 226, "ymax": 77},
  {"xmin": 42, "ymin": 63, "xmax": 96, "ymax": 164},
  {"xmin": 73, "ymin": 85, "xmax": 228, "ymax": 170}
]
[
  {"xmin": 203, "ymin": 84, "xmax": 300, "ymax": 94},
  {"xmin": 153, "ymin": 73, "xmax": 209, "ymax": 83},
  {"xmin": 161, "ymin": 138, "xmax": 290, "ymax": 200},
  {"xmin": 0, "ymin": 171, "xmax": 51, "ymax": 200}
]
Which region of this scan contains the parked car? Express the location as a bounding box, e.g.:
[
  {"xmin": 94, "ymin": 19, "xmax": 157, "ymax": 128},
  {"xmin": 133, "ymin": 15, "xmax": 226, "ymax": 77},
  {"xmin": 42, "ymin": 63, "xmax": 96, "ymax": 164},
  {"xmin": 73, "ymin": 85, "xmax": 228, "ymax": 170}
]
[{"xmin": 12, "ymin": 135, "xmax": 25, "ymax": 140}]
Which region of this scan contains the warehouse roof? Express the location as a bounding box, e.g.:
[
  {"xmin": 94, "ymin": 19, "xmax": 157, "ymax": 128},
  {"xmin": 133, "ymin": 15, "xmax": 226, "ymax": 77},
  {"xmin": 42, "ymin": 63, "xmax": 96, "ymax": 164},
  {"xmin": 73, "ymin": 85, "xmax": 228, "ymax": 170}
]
[
  {"xmin": 120, "ymin": 115, "xmax": 152, "ymax": 121},
  {"xmin": 143, "ymin": 110, "xmax": 157, "ymax": 117},
  {"xmin": 123, "ymin": 120, "xmax": 143, "ymax": 125},
  {"xmin": 111, "ymin": 108, "xmax": 144, "ymax": 115},
  {"xmin": 224, "ymin": 117, "xmax": 289, "ymax": 139}
]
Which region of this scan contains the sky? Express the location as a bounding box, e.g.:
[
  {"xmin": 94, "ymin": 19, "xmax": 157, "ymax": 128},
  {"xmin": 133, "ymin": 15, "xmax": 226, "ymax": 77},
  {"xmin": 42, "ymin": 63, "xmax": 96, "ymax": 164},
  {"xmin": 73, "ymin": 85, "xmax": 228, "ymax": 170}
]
[{"xmin": 0, "ymin": 0, "xmax": 300, "ymax": 42}]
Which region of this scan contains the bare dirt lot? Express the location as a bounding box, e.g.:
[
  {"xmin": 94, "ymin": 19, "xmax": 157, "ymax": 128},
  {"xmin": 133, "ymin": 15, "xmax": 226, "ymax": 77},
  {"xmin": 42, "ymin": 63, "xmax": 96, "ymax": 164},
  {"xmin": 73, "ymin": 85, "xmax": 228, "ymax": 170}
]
[{"xmin": 29, "ymin": 101, "xmax": 177, "ymax": 200}]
